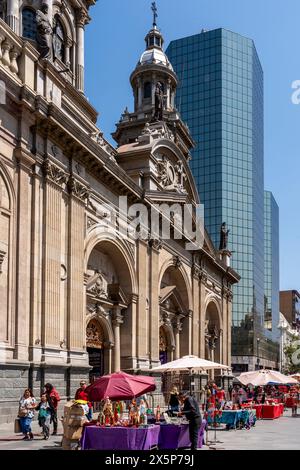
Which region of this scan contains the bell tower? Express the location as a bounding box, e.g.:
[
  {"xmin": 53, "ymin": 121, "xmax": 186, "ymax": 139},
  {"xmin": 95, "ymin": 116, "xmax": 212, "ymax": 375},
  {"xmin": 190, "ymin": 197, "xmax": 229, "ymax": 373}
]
[{"xmin": 113, "ymin": 2, "xmax": 194, "ymax": 158}]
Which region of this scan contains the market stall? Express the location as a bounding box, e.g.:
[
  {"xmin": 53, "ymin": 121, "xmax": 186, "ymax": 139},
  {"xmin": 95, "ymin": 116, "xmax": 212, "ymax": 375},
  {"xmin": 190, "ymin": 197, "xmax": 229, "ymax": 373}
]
[
  {"xmin": 261, "ymin": 404, "xmax": 284, "ymax": 419},
  {"xmin": 157, "ymin": 421, "xmax": 207, "ymax": 449},
  {"xmin": 81, "ymin": 424, "xmax": 160, "ymax": 451}
]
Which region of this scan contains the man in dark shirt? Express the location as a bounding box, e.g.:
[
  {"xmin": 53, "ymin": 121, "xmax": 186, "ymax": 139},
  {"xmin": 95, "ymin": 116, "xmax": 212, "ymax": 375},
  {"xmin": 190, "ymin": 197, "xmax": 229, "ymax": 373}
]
[{"xmin": 178, "ymin": 392, "xmax": 202, "ymax": 450}]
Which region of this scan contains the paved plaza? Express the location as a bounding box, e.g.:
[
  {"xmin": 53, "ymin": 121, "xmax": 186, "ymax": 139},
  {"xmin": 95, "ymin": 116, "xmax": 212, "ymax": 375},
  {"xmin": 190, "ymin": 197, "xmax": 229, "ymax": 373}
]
[{"xmin": 0, "ymin": 411, "xmax": 299, "ymax": 451}]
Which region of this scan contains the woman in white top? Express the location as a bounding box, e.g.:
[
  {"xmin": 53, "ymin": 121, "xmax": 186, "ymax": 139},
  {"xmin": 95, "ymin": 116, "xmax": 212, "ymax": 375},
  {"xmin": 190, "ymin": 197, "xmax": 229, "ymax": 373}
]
[{"xmin": 18, "ymin": 389, "xmax": 37, "ymax": 440}]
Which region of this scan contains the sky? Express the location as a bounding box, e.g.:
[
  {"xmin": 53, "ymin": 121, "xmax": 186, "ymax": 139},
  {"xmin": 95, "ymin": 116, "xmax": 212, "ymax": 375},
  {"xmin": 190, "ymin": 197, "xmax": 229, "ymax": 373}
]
[{"xmin": 85, "ymin": 0, "xmax": 300, "ymax": 291}]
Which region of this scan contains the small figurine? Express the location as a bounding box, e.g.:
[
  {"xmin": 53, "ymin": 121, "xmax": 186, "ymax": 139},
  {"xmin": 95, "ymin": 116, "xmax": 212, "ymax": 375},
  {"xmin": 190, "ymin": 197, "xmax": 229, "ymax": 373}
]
[
  {"xmin": 155, "ymin": 405, "xmax": 161, "ymax": 422},
  {"xmin": 129, "ymin": 399, "xmax": 139, "ymax": 426},
  {"xmin": 102, "ymin": 397, "xmax": 114, "ymax": 426}
]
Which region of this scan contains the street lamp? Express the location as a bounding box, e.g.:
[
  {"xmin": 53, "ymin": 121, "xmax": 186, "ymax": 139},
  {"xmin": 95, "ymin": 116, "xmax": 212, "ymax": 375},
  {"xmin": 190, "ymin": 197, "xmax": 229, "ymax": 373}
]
[{"xmin": 257, "ymin": 337, "xmax": 260, "ymax": 370}]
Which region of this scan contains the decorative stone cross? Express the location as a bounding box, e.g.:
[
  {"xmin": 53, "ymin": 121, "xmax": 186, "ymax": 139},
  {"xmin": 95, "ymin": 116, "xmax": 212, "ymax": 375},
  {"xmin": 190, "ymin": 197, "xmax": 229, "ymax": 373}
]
[{"xmin": 151, "ymin": 2, "xmax": 158, "ymax": 27}]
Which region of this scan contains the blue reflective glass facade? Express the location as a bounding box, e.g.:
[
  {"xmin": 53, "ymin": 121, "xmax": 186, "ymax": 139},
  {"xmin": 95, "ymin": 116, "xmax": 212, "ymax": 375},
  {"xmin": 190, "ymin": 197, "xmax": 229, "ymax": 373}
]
[
  {"xmin": 264, "ymin": 191, "xmax": 280, "ymax": 341},
  {"xmin": 167, "ymin": 29, "xmax": 278, "ymax": 361}
]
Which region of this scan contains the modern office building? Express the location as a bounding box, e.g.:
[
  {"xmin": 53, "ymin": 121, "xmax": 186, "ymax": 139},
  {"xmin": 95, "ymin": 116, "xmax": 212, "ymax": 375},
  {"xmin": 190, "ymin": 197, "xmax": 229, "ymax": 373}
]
[
  {"xmin": 264, "ymin": 191, "xmax": 280, "ymax": 340},
  {"xmin": 167, "ymin": 29, "xmax": 279, "ymax": 371},
  {"xmin": 280, "ymin": 290, "xmax": 300, "ymax": 332}
]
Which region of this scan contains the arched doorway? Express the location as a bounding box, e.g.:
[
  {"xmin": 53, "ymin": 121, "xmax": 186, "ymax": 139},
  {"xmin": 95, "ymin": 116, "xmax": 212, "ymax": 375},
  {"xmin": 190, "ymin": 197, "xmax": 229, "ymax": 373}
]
[
  {"xmin": 85, "ymin": 238, "xmax": 136, "ymax": 376},
  {"xmin": 86, "ymin": 319, "xmax": 105, "ymax": 383},
  {"xmin": 205, "ymin": 301, "xmax": 222, "ymax": 364},
  {"xmin": 159, "ymin": 264, "xmax": 191, "ymax": 359}
]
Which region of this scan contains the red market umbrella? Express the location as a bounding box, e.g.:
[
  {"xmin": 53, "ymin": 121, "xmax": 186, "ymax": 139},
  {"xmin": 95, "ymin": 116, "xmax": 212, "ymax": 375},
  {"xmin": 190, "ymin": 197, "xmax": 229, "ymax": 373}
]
[{"xmin": 86, "ymin": 371, "xmax": 156, "ymax": 401}]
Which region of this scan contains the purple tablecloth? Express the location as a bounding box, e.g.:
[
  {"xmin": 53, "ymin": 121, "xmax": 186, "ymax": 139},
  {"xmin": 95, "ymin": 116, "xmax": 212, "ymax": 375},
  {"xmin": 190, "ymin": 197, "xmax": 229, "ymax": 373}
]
[
  {"xmin": 80, "ymin": 425, "xmax": 160, "ymax": 450},
  {"xmin": 158, "ymin": 420, "xmax": 207, "ymax": 449}
]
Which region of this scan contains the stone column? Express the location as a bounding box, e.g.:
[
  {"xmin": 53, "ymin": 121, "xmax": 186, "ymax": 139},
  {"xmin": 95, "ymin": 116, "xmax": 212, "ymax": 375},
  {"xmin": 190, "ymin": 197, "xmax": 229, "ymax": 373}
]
[
  {"xmin": 199, "ymin": 270, "xmax": 208, "ymax": 358},
  {"xmin": 75, "ymin": 9, "xmax": 88, "ymax": 93},
  {"xmin": 151, "ymin": 73, "xmax": 156, "ymax": 106},
  {"xmin": 166, "ymin": 78, "xmax": 171, "ymax": 109},
  {"xmin": 120, "ymin": 294, "xmax": 138, "ymax": 370},
  {"xmin": 112, "ymin": 308, "xmax": 123, "ymax": 372},
  {"xmin": 6, "ymin": 0, "xmax": 19, "ymax": 34},
  {"xmin": 192, "ymin": 265, "xmax": 200, "ymax": 356},
  {"xmin": 148, "ymin": 239, "xmax": 162, "ymax": 366},
  {"xmin": 64, "ymin": 37, "xmax": 73, "ymax": 70},
  {"xmin": 42, "ymin": 159, "xmax": 67, "ymax": 349},
  {"xmin": 14, "ymin": 148, "xmax": 35, "ymax": 360},
  {"xmin": 227, "ymin": 294, "xmax": 233, "ymax": 366},
  {"xmin": 67, "ymin": 176, "xmax": 88, "ymax": 352},
  {"xmin": 136, "ymin": 240, "xmax": 148, "ymax": 367},
  {"xmin": 137, "ymin": 78, "xmax": 142, "ymax": 109},
  {"xmin": 174, "ymin": 317, "xmax": 182, "ymax": 360}
]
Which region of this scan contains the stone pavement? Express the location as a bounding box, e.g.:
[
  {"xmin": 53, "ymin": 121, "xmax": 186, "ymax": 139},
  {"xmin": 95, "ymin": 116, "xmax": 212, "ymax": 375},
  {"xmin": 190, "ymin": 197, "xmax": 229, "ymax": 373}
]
[
  {"xmin": 0, "ymin": 411, "xmax": 299, "ymax": 450},
  {"xmin": 207, "ymin": 411, "xmax": 300, "ymax": 450}
]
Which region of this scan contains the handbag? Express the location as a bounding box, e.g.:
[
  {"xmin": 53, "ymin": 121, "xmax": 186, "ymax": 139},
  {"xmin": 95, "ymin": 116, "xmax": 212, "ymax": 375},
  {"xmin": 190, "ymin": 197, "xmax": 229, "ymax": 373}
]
[
  {"xmin": 18, "ymin": 408, "xmax": 28, "ymax": 417},
  {"xmin": 14, "ymin": 418, "xmax": 21, "ymax": 433}
]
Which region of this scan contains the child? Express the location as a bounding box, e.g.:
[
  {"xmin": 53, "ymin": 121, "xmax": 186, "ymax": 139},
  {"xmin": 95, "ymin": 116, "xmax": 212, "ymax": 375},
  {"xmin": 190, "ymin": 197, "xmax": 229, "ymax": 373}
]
[{"xmin": 36, "ymin": 393, "xmax": 51, "ymax": 439}]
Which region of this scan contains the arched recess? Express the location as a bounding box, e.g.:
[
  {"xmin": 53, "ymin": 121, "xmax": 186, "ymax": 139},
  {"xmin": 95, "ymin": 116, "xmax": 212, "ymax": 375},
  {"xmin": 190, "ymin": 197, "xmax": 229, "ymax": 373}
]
[
  {"xmin": 159, "ymin": 324, "xmax": 175, "ymax": 364},
  {"xmin": 85, "ymin": 230, "xmax": 138, "ymax": 374},
  {"xmin": 0, "ymin": 163, "xmax": 15, "ymax": 347},
  {"xmin": 159, "ymin": 259, "xmax": 192, "ymax": 359},
  {"xmin": 204, "ymin": 297, "xmax": 223, "ymax": 365}
]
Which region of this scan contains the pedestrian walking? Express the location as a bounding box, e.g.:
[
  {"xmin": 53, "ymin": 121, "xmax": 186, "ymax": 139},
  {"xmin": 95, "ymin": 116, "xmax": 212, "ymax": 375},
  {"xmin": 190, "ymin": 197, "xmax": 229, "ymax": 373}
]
[
  {"xmin": 36, "ymin": 393, "xmax": 51, "ymax": 439},
  {"xmin": 18, "ymin": 389, "xmax": 36, "ymax": 440},
  {"xmin": 44, "ymin": 383, "xmax": 61, "ymax": 435}
]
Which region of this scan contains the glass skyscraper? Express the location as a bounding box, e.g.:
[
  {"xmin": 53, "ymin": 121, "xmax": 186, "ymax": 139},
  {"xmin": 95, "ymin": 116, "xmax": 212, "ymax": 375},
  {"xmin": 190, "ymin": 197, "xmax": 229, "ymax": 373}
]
[
  {"xmin": 167, "ymin": 29, "xmax": 279, "ymax": 370},
  {"xmin": 264, "ymin": 191, "xmax": 280, "ymax": 341}
]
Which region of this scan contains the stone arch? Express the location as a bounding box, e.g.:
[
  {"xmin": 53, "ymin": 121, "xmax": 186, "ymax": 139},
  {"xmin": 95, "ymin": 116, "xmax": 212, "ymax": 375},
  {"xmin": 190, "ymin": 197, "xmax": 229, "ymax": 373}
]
[
  {"xmin": 85, "ymin": 229, "xmax": 137, "ymax": 295},
  {"xmin": 204, "ymin": 297, "xmax": 223, "ymax": 365},
  {"xmin": 159, "ymin": 258, "xmax": 192, "ymax": 310},
  {"xmin": 0, "ymin": 163, "xmax": 15, "ymax": 346},
  {"xmin": 153, "ymin": 139, "xmax": 200, "ymax": 204},
  {"xmin": 85, "ymin": 315, "xmax": 111, "ymax": 382},
  {"xmin": 86, "ymin": 311, "xmax": 114, "ymax": 346},
  {"xmin": 159, "ymin": 258, "xmax": 193, "ymax": 359}
]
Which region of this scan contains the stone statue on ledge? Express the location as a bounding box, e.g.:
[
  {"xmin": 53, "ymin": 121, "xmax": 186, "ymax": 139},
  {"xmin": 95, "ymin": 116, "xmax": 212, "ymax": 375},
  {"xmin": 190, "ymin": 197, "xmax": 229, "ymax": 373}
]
[
  {"xmin": 219, "ymin": 222, "xmax": 230, "ymax": 251},
  {"xmin": 36, "ymin": 4, "xmax": 53, "ymax": 60},
  {"xmin": 153, "ymin": 82, "xmax": 164, "ymax": 121}
]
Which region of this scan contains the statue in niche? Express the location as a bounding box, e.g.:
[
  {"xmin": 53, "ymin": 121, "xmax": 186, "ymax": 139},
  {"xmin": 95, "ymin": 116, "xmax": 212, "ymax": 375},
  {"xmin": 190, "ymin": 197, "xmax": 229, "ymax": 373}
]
[
  {"xmin": 153, "ymin": 82, "xmax": 164, "ymax": 121},
  {"xmin": 219, "ymin": 222, "xmax": 230, "ymax": 251},
  {"xmin": 36, "ymin": 3, "xmax": 53, "ymax": 60}
]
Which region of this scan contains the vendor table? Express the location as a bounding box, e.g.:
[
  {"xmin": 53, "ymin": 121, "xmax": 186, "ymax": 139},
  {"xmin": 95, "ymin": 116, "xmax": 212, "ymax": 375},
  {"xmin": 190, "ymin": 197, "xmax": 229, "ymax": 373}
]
[
  {"xmin": 80, "ymin": 425, "xmax": 160, "ymax": 450},
  {"xmin": 252, "ymin": 405, "xmax": 263, "ymax": 419},
  {"xmin": 208, "ymin": 410, "xmax": 256, "ymax": 429},
  {"xmin": 158, "ymin": 421, "xmax": 206, "ymax": 450},
  {"xmin": 261, "ymin": 404, "xmax": 284, "ymax": 419}
]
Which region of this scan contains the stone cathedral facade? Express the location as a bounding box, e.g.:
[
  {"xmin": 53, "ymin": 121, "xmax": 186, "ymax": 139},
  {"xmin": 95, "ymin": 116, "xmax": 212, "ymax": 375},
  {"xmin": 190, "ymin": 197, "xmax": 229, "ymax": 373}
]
[{"xmin": 0, "ymin": 1, "xmax": 239, "ymax": 422}]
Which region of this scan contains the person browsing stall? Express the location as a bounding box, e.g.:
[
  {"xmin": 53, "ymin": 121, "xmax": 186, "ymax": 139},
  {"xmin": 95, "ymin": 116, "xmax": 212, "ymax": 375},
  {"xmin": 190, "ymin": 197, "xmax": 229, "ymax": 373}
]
[{"xmin": 178, "ymin": 392, "xmax": 202, "ymax": 451}]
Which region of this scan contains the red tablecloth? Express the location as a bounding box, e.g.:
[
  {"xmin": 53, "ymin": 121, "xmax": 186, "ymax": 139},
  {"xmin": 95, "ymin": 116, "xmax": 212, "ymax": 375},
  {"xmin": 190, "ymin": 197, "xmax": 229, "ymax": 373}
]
[
  {"xmin": 252, "ymin": 405, "xmax": 263, "ymax": 419},
  {"xmin": 261, "ymin": 404, "xmax": 284, "ymax": 419}
]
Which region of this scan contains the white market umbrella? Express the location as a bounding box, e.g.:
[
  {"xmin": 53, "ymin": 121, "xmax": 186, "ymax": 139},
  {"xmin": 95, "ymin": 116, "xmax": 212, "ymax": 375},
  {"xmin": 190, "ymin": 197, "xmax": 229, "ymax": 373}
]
[
  {"xmin": 289, "ymin": 373, "xmax": 300, "ymax": 382},
  {"xmin": 236, "ymin": 369, "xmax": 298, "ymax": 386},
  {"xmin": 151, "ymin": 355, "xmax": 230, "ymax": 373}
]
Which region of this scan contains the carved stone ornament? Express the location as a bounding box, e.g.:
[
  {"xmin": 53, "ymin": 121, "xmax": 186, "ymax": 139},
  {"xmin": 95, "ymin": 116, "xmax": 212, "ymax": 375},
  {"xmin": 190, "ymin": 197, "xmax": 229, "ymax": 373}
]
[
  {"xmin": 86, "ymin": 320, "xmax": 104, "ymax": 349},
  {"xmin": 156, "ymin": 156, "xmax": 187, "ymax": 193},
  {"xmin": 0, "ymin": 250, "xmax": 5, "ymax": 273},
  {"xmin": 156, "ymin": 156, "xmax": 177, "ymax": 190},
  {"xmin": 42, "ymin": 159, "xmax": 68, "ymax": 187},
  {"xmin": 75, "ymin": 8, "xmax": 90, "ymax": 27},
  {"xmin": 67, "ymin": 176, "xmax": 89, "ymax": 202},
  {"xmin": 87, "ymin": 273, "xmax": 107, "ymax": 299},
  {"xmin": 148, "ymin": 238, "xmax": 163, "ymax": 251},
  {"xmin": 87, "ymin": 217, "xmax": 97, "ymax": 230},
  {"xmin": 173, "ymin": 256, "xmax": 182, "ymax": 270},
  {"xmin": 159, "ymin": 329, "xmax": 168, "ymax": 352},
  {"xmin": 205, "ymin": 321, "xmax": 220, "ymax": 350},
  {"xmin": 192, "ymin": 264, "xmax": 201, "ymax": 279}
]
